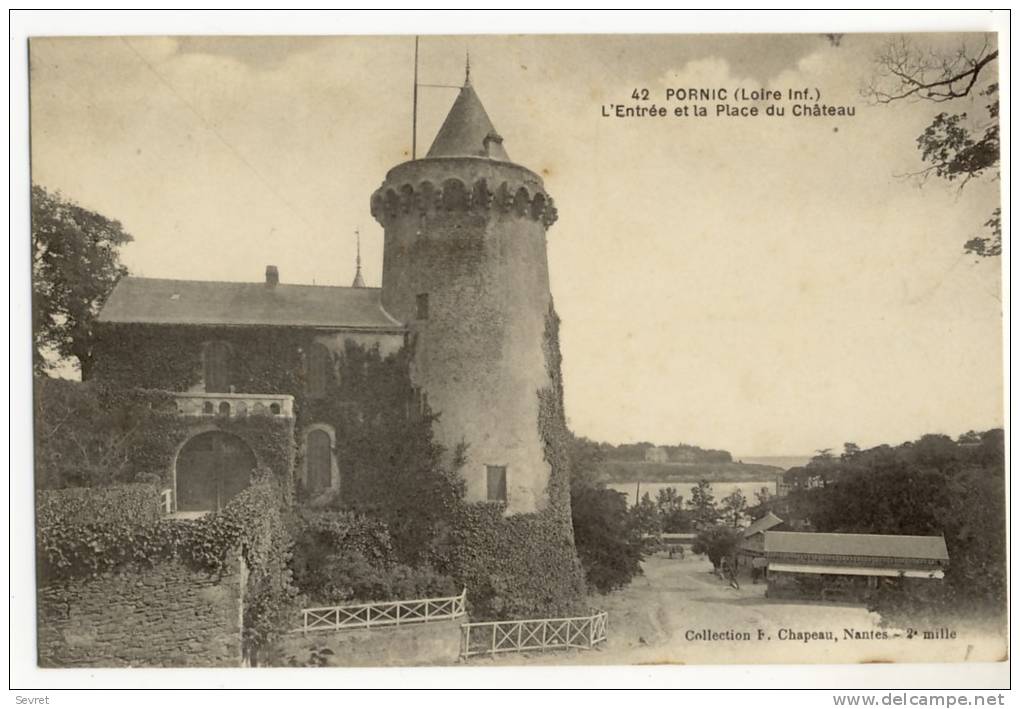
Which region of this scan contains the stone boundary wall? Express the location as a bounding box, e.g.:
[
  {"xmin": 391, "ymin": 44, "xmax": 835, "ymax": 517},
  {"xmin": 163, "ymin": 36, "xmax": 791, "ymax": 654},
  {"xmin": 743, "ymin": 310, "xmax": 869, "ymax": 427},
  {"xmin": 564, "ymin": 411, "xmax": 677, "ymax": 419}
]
[
  {"xmin": 38, "ymin": 552, "xmax": 245, "ymax": 668},
  {"xmin": 269, "ymin": 617, "xmax": 462, "ymax": 667}
]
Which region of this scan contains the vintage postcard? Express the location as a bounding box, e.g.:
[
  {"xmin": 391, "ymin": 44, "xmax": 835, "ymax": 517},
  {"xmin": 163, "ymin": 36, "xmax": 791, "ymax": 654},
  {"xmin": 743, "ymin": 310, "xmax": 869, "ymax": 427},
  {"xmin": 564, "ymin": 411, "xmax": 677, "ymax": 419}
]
[{"xmin": 21, "ymin": 27, "xmax": 1006, "ymax": 679}]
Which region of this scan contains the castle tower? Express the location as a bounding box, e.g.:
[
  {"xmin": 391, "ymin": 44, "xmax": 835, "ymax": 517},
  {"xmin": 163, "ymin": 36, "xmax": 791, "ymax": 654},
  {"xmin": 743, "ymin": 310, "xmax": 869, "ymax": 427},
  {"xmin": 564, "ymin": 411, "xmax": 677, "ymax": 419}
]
[{"xmin": 371, "ymin": 72, "xmax": 560, "ymax": 514}]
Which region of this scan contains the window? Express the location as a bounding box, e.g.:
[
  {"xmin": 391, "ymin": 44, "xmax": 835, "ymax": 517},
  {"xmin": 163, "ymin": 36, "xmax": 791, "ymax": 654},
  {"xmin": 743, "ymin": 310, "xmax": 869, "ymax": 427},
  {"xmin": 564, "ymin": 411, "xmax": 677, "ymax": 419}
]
[
  {"xmin": 416, "ymin": 293, "xmax": 429, "ymax": 320},
  {"xmin": 306, "ymin": 343, "xmax": 330, "ymax": 398},
  {"xmin": 204, "ymin": 341, "xmax": 231, "ymax": 393},
  {"xmin": 410, "ymin": 387, "xmax": 430, "ymax": 420},
  {"xmin": 305, "ymin": 429, "xmax": 333, "ymax": 495},
  {"xmin": 486, "ymin": 465, "xmax": 507, "ymax": 502}
]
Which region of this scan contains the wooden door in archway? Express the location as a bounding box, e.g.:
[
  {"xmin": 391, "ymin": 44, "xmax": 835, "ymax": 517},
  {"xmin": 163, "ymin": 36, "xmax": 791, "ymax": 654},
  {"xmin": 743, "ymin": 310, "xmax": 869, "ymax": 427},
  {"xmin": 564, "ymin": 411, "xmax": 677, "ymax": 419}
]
[{"xmin": 176, "ymin": 431, "xmax": 257, "ymax": 512}]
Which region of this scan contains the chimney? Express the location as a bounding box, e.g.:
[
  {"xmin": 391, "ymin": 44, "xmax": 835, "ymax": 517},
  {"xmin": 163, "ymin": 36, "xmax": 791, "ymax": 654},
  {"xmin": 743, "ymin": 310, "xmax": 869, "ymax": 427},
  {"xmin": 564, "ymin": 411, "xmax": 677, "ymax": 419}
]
[
  {"xmin": 482, "ymin": 130, "xmax": 503, "ymax": 158},
  {"xmin": 265, "ymin": 265, "xmax": 279, "ymax": 287}
]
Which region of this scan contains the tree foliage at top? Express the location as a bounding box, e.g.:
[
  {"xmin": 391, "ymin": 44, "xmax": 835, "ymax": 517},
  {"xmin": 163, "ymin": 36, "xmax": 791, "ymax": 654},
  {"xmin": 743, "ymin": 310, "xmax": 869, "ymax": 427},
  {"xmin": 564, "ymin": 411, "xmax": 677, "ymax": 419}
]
[
  {"xmin": 687, "ymin": 479, "xmax": 719, "ymax": 530},
  {"xmin": 719, "ymin": 488, "xmax": 748, "ymax": 527},
  {"xmin": 586, "ymin": 439, "xmax": 732, "ymax": 464},
  {"xmin": 32, "ymin": 185, "xmax": 132, "ymax": 379},
  {"xmin": 655, "ymin": 486, "xmax": 690, "ymax": 533},
  {"xmin": 864, "ymin": 36, "xmax": 1000, "ymax": 256}
]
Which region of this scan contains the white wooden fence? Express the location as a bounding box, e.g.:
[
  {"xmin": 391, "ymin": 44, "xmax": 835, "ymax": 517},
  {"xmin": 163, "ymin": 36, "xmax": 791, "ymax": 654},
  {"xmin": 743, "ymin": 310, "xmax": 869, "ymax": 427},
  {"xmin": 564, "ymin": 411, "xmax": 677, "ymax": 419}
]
[
  {"xmin": 299, "ymin": 589, "xmax": 467, "ymax": 633},
  {"xmin": 159, "ymin": 488, "xmax": 173, "ymax": 515},
  {"xmin": 460, "ymin": 609, "xmax": 608, "ymax": 657}
]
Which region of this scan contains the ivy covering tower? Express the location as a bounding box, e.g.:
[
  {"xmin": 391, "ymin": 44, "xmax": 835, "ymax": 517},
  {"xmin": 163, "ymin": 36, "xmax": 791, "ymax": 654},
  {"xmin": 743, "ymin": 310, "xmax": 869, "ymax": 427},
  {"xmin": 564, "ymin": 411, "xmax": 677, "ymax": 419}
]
[{"xmin": 371, "ymin": 68, "xmax": 586, "ymax": 617}]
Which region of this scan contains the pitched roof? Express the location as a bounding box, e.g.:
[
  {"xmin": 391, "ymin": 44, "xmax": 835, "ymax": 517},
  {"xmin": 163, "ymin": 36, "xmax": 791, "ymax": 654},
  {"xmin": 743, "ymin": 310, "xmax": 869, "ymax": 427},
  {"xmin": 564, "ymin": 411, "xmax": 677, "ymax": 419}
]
[
  {"xmin": 743, "ymin": 512, "xmax": 784, "ymax": 538},
  {"xmin": 97, "ymin": 276, "xmax": 404, "ymax": 330},
  {"xmin": 426, "ymin": 82, "xmax": 510, "ymax": 161},
  {"xmin": 764, "ymin": 531, "xmax": 949, "ymax": 561}
]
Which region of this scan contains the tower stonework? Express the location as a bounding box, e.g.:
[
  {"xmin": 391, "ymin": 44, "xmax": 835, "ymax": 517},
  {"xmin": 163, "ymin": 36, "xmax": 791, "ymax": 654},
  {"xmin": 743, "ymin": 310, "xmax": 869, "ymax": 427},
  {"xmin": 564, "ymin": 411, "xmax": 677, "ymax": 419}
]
[{"xmin": 371, "ymin": 79, "xmax": 560, "ymax": 515}]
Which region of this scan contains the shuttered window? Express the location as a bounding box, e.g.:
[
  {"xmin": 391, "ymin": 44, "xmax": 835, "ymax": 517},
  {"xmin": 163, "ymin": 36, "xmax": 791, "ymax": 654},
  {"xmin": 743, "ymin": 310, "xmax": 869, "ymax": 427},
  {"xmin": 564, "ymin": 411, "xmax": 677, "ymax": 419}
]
[
  {"xmin": 486, "ymin": 465, "xmax": 507, "ymax": 502},
  {"xmin": 204, "ymin": 341, "xmax": 231, "ymax": 393},
  {"xmin": 306, "ymin": 429, "xmax": 333, "ymax": 494},
  {"xmin": 307, "ymin": 343, "xmax": 331, "ymax": 398}
]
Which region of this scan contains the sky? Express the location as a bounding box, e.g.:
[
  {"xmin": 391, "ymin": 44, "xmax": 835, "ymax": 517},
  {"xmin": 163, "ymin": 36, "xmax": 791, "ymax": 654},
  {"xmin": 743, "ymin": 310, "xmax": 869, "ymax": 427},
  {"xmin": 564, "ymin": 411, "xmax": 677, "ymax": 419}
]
[{"xmin": 28, "ymin": 33, "xmax": 1004, "ymax": 456}]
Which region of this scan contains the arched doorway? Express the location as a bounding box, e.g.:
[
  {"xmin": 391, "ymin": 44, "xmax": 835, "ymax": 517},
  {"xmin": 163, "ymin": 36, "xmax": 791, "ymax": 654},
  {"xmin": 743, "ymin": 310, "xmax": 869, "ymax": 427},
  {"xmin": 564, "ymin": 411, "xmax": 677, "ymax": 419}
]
[{"xmin": 176, "ymin": 431, "xmax": 257, "ymax": 512}]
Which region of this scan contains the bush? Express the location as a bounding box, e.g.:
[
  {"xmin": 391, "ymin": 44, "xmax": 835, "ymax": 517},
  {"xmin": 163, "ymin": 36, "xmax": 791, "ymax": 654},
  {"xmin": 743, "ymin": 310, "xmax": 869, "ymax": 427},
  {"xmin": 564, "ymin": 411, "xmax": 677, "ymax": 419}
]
[
  {"xmin": 298, "ymin": 550, "xmax": 456, "ymax": 605},
  {"xmin": 691, "ymin": 525, "xmax": 742, "ymax": 570},
  {"xmin": 444, "ymin": 502, "xmax": 587, "ymax": 620},
  {"xmin": 287, "ymin": 509, "xmax": 393, "ymax": 601},
  {"xmin": 571, "ymin": 483, "xmax": 644, "ymax": 593},
  {"xmin": 286, "ymin": 509, "xmax": 456, "ymax": 605}
]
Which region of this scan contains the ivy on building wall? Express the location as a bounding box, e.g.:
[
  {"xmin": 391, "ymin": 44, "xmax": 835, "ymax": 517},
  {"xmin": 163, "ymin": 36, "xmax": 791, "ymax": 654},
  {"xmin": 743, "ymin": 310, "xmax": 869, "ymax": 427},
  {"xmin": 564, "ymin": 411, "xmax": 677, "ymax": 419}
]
[
  {"xmin": 36, "ymin": 474, "xmax": 296, "ymax": 662},
  {"xmin": 34, "ymin": 376, "xmax": 294, "ymax": 492},
  {"xmin": 440, "ymin": 303, "xmax": 587, "ymax": 619},
  {"xmin": 84, "ymin": 313, "xmax": 588, "ymax": 622},
  {"xmin": 91, "ymin": 325, "xmax": 208, "ymax": 391},
  {"xmin": 34, "ymin": 377, "xmax": 187, "ymax": 487},
  {"xmin": 36, "ymin": 483, "xmax": 161, "ymax": 527},
  {"xmin": 90, "ymin": 323, "xmax": 417, "ymax": 498}
]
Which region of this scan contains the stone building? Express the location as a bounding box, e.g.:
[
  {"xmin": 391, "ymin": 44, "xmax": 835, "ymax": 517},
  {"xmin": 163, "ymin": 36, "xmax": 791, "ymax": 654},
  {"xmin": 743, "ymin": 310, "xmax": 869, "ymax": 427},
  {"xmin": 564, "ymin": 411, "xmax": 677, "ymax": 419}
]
[
  {"xmin": 93, "ymin": 70, "xmax": 564, "ymax": 518},
  {"xmin": 644, "ymin": 446, "xmax": 669, "ymax": 463},
  {"xmin": 95, "ymin": 267, "xmax": 405, "ymax": 511}
]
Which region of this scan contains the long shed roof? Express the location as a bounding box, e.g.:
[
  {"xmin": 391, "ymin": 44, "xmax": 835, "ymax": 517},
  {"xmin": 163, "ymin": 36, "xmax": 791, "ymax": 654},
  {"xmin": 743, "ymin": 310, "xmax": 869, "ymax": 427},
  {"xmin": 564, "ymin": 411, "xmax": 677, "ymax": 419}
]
[
  {"xmin": 97, "ymin": 277, "xmax": 405, "ymax": 330},
  {"xmin": 764, "ymin": 531, "xmax": 949, "ymax": 561}
]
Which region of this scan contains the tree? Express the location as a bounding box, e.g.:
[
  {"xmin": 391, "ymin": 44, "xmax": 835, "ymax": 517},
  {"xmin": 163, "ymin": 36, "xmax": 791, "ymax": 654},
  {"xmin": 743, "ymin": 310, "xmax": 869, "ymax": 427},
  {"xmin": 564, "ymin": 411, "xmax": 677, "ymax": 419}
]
[
  {"xmin": 32, "ymin": 185, "xmax": 132, "ymax": 379},
  {"xmin": 630, "ymin": 491, "xmax": 662, "ymax": 538},
  {"xmin": 691, "ymin": 525, "xmax": 742, "ymax": 570},
  {"xmin": 841, "ymin": 442, "xmax": 861, "ymax": 461},
  {"xmin": 656, "ymin": 486, "xmax": 689, "ymax": 533},
  {"xmin": 571, "ymin": 483, "xmax": 646, "ymax": 593},
  {"xmin": 567, "ymin": 435, "xmax": 606, "ymax": 488},
  {"xmin": 567, "ymin": 433, "xmax": 645, "ymax": 593},
  {"xmin": 720, "ymin": 489, "xmax": 748, "ymax": 527},
  {"xmin": 864, "ymin": 36, "xmax": 1000, "ymax": 256},
  {"xmin": 686, "ymin": 479, "xmax": 719, "ymax": 530}
]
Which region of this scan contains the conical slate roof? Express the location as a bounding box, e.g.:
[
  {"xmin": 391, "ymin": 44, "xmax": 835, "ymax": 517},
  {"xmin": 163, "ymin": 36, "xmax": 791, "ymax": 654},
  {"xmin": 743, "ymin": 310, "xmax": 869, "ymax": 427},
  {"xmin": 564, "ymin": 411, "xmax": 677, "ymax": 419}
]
[{"xmin": 426, "ymin": 81, "xmax": 510, "ymax": 161}]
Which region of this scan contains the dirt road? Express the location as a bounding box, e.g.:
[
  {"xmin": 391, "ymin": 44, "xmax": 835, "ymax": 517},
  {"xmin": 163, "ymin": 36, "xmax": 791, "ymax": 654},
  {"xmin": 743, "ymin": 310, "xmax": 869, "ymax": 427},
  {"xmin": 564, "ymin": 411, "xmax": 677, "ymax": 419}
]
[{"xmin": 470, "ymin": 554, "xmax": 1004, "ymax": 665}]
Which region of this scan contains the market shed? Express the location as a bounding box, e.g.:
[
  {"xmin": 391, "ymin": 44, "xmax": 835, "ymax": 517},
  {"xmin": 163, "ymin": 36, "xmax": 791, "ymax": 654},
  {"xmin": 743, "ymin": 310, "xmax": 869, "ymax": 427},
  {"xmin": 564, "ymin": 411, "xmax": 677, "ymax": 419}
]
[
  {"xmin": 740, "ymin": 512, "xmax": 786, "ymax": 557},
  {"xmin": 763, "ymin": 531, "xmax": 949, "ymax": 601}
]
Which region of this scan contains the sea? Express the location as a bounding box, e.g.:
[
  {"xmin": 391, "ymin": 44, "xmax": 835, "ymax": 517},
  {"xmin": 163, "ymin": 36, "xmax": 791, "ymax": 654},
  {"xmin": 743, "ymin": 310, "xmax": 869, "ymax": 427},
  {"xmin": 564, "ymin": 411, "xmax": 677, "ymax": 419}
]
[
  {"xmin": 608, "ymin": 480, "xmax": 777, "ymax": 508},
  {"xmin": 734, "ymin": 455, "xmax": 812, "ymax": 470},
  {"xmin": 606, "ymin": 456, "xmax": 812, "ymax": 508}
]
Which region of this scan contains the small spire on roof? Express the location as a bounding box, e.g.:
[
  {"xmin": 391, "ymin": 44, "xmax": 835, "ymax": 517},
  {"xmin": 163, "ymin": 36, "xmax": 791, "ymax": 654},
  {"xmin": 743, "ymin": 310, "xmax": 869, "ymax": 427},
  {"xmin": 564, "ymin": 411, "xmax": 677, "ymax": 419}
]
[
  {"xmin": 351, "ymin": 228, "xmax": 366, "ymax": 288},
  {"xmin": 426, "ymin": 68, "xmax": 511, "ymax": 161},
  {"xmin": 465, "ymin": 50, "xmax": 471, "ymax": 85}
]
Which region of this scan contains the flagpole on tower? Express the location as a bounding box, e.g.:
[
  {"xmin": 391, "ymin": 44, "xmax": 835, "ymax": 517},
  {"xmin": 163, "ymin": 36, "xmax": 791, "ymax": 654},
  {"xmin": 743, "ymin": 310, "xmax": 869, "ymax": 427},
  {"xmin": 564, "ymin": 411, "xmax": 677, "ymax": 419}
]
[{"xmin": 412, "ymin": 36, "xmax": 419, "ymax": 160}]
